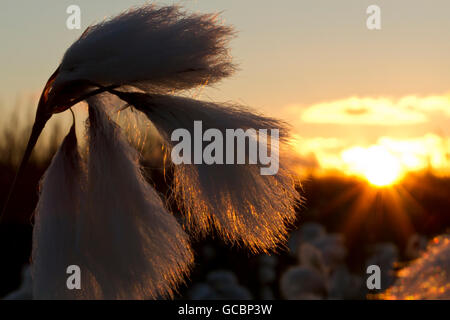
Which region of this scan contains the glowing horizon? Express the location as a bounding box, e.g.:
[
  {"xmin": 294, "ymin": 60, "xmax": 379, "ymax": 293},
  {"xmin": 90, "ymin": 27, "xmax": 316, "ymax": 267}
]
[{"xmin": 288, "ymin": 93, "xmax": 450, "ymax": 182}]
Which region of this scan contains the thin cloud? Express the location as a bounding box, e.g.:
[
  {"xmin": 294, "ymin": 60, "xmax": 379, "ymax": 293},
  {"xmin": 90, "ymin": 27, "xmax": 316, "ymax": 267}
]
[
  {"xmin": 401, "ymin": 94, "xmax": 450, "ymax": 117},
  {"xmin": 299, "ymin": 97, "xmax": 428, "ymax": 125}
]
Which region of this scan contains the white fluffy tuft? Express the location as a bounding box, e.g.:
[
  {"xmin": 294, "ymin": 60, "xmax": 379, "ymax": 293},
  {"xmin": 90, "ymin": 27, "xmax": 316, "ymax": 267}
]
[
  {"xmin": 108, "ymin": 91, "xmax": 300, "ymax": 253},
  {"xmin": 33, "ymin": 95, "xmax": 194, "ymax": 299},
  {"xmin": 32, "ymin": 122, "xmax": 87, "ymax": 299},
  {"xmin": 77, "ymin": 95, "xmax": 193, "ymax": 299},
  {"xmin": 54, "ymin": 4, "xmax": 234, "ymax": 94}
]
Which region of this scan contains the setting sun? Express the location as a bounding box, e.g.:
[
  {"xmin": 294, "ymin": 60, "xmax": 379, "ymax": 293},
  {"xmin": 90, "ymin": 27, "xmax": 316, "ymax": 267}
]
[{"xmin": 342, "ymin": 146, "xmax": 403, "ymax": 187}]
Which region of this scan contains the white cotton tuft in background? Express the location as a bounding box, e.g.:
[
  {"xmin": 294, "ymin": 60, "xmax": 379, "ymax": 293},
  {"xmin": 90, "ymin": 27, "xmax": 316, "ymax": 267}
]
[
  {"xmin": 53, "ymin": 4, "xmax": 234, "ymax": 94},
  {"xmin": 32, "ymin": 121, "xmax": 88, "ymax": 299},
  {"xmin": 280, "ymin": 266, "xmax": 328, "ymax": 300},
  {"xmin": 382, "ymin": 235, "xmax": 450, "ymax": 300},
  {"xmin": 108, "ymin": 91, "xmax": 300, "ymax": 253},
  {"xmin": 74, "ymin": 95, "xmax": 193, "ymax": 299},
  {"xmin": 188, "ymin": 270, "xmax": 252, "ymax": 300}
]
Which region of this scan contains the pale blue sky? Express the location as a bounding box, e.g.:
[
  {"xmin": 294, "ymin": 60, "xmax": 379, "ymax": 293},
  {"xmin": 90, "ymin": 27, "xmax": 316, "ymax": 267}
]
[{"xmin": 1, "ymin": 1, "xmax": 449, "ymax": 111}]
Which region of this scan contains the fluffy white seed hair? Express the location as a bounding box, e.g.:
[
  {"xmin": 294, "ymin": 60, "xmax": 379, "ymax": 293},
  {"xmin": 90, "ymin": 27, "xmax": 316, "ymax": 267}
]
[
  {"xmin": 32, "ymin": 121, "xmax": 88, "ymax": 299},
  {"xmin": 53, "ymin": 4, "xmax": 234, "ymax": 94},
  {"xmin": 33, "ymin": 101, "xmax": 194, "ymax": 299},
  {"xmin": 382, "ymin": 235, "xmax": 450, "ymax": 300},
  {"xmin": 108, "ymin": 91, "xmax": 300, "ymax": 253},
  {"xmin": 76, "ymin": 95, "xmax": 193, "ymax": 299}
]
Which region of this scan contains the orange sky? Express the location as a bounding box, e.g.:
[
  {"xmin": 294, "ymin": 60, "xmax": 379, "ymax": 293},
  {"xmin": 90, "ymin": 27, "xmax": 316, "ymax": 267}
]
[{"xmin": 284, "ymin": 94, "xmax": 450, "ymax": 183}]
